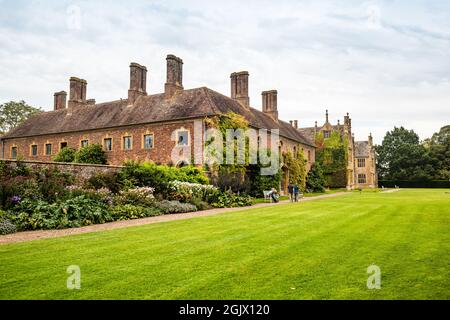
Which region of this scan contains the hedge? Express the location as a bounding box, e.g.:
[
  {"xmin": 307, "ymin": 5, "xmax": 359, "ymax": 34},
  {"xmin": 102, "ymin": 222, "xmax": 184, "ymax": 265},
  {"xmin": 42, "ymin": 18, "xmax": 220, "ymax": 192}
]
[{"xmin": 379, "ymin": 180, "xmax": 450, "ymax": 188}]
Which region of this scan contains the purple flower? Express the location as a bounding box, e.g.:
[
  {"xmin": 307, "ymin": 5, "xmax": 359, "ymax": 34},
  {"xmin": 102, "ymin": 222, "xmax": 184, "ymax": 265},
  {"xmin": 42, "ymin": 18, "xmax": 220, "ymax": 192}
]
[{"xmin": 11, "ymin": 195, "xmax": 21, "ymax": 205}]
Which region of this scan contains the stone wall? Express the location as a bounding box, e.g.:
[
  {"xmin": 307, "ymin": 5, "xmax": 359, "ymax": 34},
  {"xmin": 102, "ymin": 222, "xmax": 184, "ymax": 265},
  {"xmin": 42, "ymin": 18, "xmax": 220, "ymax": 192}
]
[{"xmin": 1, "ymin": 159, "xmax": 122, "ymax": 181}]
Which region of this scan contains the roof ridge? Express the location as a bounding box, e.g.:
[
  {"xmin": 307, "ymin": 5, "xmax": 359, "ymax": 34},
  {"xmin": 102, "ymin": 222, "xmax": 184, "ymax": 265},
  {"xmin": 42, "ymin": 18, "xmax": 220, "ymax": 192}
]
[{"xmin": 201, "ymin": 87, "xmax": 221, "ymax": 115}]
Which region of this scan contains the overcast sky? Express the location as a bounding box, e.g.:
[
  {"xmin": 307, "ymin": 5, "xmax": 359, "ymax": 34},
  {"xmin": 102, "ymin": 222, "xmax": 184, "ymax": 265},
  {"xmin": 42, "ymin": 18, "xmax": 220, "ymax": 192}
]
[{"xmin": 0, "ymin": 0, "xmax": 449, "ymax": 143}]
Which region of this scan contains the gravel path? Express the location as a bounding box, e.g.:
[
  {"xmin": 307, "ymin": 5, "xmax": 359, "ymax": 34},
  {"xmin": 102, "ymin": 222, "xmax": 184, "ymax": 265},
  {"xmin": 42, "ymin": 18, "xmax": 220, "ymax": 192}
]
[{"xmin": 0, "ymin": 192, "xmax": 349, "ymax": 245}]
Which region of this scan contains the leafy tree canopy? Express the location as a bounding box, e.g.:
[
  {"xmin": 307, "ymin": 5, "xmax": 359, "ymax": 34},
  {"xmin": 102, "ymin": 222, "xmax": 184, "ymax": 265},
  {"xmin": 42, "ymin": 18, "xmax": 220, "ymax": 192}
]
[
  {"xmin": 423, "ymin": 125, "xmax": 450, "ymax": 179},
  {"xmin": 376, "ymin": 126, "xmax": 436, "ymax": 181},
  {"xmin": 0, "ymin": 101, "xmax": 42, "ymax": 134}
]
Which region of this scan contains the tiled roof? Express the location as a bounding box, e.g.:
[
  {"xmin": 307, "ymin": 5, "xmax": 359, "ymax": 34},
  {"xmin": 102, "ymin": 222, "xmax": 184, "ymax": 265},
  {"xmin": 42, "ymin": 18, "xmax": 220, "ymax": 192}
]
[
  {"xmin": 1, "ymin": 87, "xmax": 315, "ymax": 147},
  {"xmin": 354, "ymin": 141, "xmax": 370, "ymax": 157}
]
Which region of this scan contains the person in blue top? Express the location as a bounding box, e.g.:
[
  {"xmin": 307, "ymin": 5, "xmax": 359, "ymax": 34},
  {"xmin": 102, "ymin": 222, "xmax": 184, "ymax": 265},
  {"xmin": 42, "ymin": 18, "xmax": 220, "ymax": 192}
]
[{"xmin": 293, "ymin": 184, "xmax": 300, "ymax": 202}]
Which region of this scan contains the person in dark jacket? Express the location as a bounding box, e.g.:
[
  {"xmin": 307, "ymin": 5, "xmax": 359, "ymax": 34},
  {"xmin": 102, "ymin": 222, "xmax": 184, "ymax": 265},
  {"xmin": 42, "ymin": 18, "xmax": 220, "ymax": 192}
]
[
  {"xmin": 293, "ymin": 184, "xmax": 300, "ymax": 202},
  {"xmin": 287, "ymin": 183, "xmax": 294, "ymax": 202}
]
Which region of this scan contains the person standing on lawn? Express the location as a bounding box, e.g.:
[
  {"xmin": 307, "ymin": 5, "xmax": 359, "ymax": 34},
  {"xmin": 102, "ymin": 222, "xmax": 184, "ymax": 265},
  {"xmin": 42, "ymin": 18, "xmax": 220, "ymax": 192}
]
[
  {"xmin": 293, "ymin": 184, "xmax": 300, "ymax": 202},
  {"xmin": 288, "ymin": 182, "xmax": 294, "ymax": 202}
]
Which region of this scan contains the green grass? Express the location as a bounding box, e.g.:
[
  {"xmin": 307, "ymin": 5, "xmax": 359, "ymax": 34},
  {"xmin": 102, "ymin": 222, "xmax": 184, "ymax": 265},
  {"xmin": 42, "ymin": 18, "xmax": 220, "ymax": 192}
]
[{"xmin": 1, "ymin": 189, "xmax": 449, "ymax": 300}]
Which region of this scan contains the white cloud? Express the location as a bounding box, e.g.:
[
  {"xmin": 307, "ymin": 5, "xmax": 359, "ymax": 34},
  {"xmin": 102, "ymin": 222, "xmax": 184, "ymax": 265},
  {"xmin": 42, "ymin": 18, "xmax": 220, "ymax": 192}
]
[{"xmin": 0, "ymin": 0, "xmax": 449, "ymax": 143}]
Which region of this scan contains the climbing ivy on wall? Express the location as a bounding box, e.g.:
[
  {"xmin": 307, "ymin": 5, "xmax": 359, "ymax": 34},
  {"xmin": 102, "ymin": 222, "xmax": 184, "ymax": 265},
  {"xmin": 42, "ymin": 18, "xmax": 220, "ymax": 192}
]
[
  {"xmin": 315, "ymin": 131, "xmax": 348, "ymax": 188},
  {"xmin": 205, "ymin": 112, "xmax": 282, "ymax": 195},
  {"xmin": 283, "ymin": 149, "xmax": 307, "ymax": 192}
]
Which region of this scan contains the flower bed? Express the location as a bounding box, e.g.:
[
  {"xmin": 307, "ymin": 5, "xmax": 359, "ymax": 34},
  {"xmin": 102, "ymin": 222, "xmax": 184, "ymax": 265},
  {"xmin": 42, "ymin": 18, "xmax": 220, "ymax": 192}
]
[{"xmin": 0, "ymin": 160, "xmax": 255, "ymax": 235}]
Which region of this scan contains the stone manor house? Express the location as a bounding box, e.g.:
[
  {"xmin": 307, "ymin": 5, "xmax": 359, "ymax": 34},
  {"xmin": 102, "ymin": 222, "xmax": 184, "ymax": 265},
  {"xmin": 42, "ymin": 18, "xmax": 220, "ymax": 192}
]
[{"xmin": 0, "ymin": 54, "xmax": 376, "ymax": 191}]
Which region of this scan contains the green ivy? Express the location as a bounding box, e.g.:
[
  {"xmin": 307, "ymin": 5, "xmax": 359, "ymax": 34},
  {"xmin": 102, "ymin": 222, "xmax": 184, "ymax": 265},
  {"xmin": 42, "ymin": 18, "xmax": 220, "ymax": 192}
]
[{"xmin": 315, "ymin": 131, "xmax": 348, "ymax": 188}]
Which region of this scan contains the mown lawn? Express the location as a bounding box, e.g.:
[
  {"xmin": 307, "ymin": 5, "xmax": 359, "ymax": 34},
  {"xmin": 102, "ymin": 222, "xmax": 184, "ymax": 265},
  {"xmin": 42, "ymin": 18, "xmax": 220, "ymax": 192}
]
[{"xmin": 1, "ymin": 189, "xmax": 449, "ymax": 300}]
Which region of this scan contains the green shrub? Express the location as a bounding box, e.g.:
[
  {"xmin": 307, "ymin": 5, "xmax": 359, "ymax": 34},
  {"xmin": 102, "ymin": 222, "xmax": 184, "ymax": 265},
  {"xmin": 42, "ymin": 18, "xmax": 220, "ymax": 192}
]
[
  {"xmin": 85, "ymin": 172, "xmax": 121, "ymax": 194},
  {"xmin": 188, "ymin": 197, "xmax": 211, "ymax": 211},
  {"xmin": 211, "ymin": 191, "xmax": 254, "ymax": 208},
  {"xmin": 0, "ymin": 176, "xmax": 42, "ymax": 209},
  {"xmin": 74, "ymin": 144, "xmax": 107, "ymax": 164},
  {"xmin": 0, "ymin": 218, "xmax": 17, "ymax": 235},
  {"xmin": 9, "ymin": 196, "xmax": 112, "ymax": 230},
  {"xmin": 53, "ymin": 147, "xmax": 76, "ymax": 163},
  {"xmin": 119, "ymin": 161, "xmax": 209, "ymax": 195},
  {"xmin": 65, "ymin": 186, "xmax": 113, "ymax": 205},
  {"xmin": 113, "ymin": 187, "xmax": 155, "ymax": 206},
  {"xmin": 306, "ymin": 163, "xmax": 326, "ymax": 193},
  {"xmin": 110, "ymin": 204, "xmax": 162, "ymax": 221},
  {"xmin": 34, "ymin": 167, "xmax": 74, "ymax": 202},
  {"xmin": 167, "ymin": 181, "xmax": 219, "ymax": 203},
  {"xmin": 155, "ymin": 200, "xmax": 197, "ymax": 214}
]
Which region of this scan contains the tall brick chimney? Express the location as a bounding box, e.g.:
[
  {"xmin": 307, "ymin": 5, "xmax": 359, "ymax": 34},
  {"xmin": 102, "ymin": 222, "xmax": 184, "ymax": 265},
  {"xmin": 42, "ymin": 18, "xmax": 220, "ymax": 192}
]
[
  {"xmin": 54, "ymin": 91, "xmax": 67, "ymax": 111},
  {"xmin": 368, "ymin": 133, "xmax": 373, "ymax": 146},
  {"xmin": 230, "ymin": 71, "xmax": 249, "ymax": 108},
  {"xmin": 165, "ymin": 54, "xmax": 183, "ymax": 98},
  {"xmin": 68, "ymin": 77, "xmax": 87, "ymax": 108},
  {"xmin": 294, "ymin": 120, "xmax": 298, "ymax": 129},
  {"xmin": 262, "ymin": 90, "xmax": 278, "ymax": 121},
  {"xmin": 128, "ymin": 62, "xmax": 147, "ymax": 103}
]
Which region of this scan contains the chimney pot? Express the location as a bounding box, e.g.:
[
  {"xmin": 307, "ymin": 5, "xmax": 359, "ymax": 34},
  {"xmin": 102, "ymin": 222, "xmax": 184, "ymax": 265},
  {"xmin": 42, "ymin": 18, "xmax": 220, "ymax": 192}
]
[
  {"xmin": 165, "ymin": 54, "xmax": 183, "ymax": 98},
  {"xmin": 230, "ymin": 71, "xmax": 249, "ymax": 108},
  {"xmin": 294, "ymin": 120, "xmax": 298, "ymax": 129},
  {"xmin": 68, "ymin": 77, "xmax": 87, "ymax": 108},
  {"xmin": 53, "ymin": 91, "xmax": 67, "ymax": 111},
  {"xmin": 262, "ymin": 90, "xmax": 278, "ymax": 121},
  {"xmin": 128, "ymin": 62, "xmax": 147, "ymax": 103}
]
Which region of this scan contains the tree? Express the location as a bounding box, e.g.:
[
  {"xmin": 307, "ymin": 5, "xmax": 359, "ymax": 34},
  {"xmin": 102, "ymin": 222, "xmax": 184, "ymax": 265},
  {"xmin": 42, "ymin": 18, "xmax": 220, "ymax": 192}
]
[
  {"xmin": 74, "ymin": 144, "xmax": 108, "ymax": 164},
  {"xmin": 376, "ymin": 127, "xmax": 435, "ymax": 181},
  {"xmin": 0, "ymin": 101, "xmax": 42, "ymax": 134},
  {"xmin": 306, "ymin": 163, "xmax": 326, "ymax": 192},
  {"xmin": 424, "ymin": 125, "xmax": 450, "ymax": 179}
]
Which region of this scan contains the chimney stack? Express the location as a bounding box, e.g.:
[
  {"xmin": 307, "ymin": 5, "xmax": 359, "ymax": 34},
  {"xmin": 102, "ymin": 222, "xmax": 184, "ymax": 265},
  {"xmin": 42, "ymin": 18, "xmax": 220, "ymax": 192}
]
[
  {"xmin": 294, "ymin": 120, "xmax": 298, "ymax": 129},
  {"xmin": 230, "ymin": 71, "xmax": 249, "ymax": 108},
  {"xmin": 289, "ymin": 120, "xmax": 293, "ymax": 126},
  {"xmin": 128, "ymin": 62, "xmax": 147, "ymax": 103},
  {"xmin": 68, "ymin": 77, "xmax": 87, "ymax": 108},
  {"xmin": 368, "ymin": 133, "xmax": 373, "ymax": 146},
  {"xmin": 262, "ymin": 90, "xmax": 278, "ymax": 121},
  {"xmin": 54, "ymin": 91, "xmax": 67, "ymax": 111},
  {"xmin": 165, "ymin": 54, "xmax": 183, "ymax": 98}
]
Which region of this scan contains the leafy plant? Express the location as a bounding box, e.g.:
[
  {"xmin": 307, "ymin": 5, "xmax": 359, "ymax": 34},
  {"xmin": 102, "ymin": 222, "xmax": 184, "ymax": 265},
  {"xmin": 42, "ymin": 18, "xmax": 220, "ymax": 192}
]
[
  {"xmin": 155, "ymin": 200, "xmax": 197, "ymax": 214},
  {"xmin": 74, "ymin": 144, "xmax": 108, "ymax": 165},
  {"xmin": 168, "ymin": 181, "xmax": 219, "ymax": 203},
  {"xmin": 211, "ymin": 191, "xmax": 254, "ymax": 208},
  {"xmin": 85, "ymin": 172, "xmax": 121, "ymax": 194},
  {"xmin": 9, "ymin": 196, "xmax": 112, "ymax": 230},
  {"xmin": 53, "ymin": 147, "xmax": 76, "ymax": 163},
  {"xmin": 0, "ymin": 218, "xmax": 17, "ymax": 235},
  {"xmin": 110, "ymin": 204, "xmax": 162, "ymax": 220},
  {"xmin": 114, "ymin": 187, "xmax": 155, "ymax": 206},
  {"xmin": 119, "ymin": 161, "xmax": 209, "ymax": 195}
]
